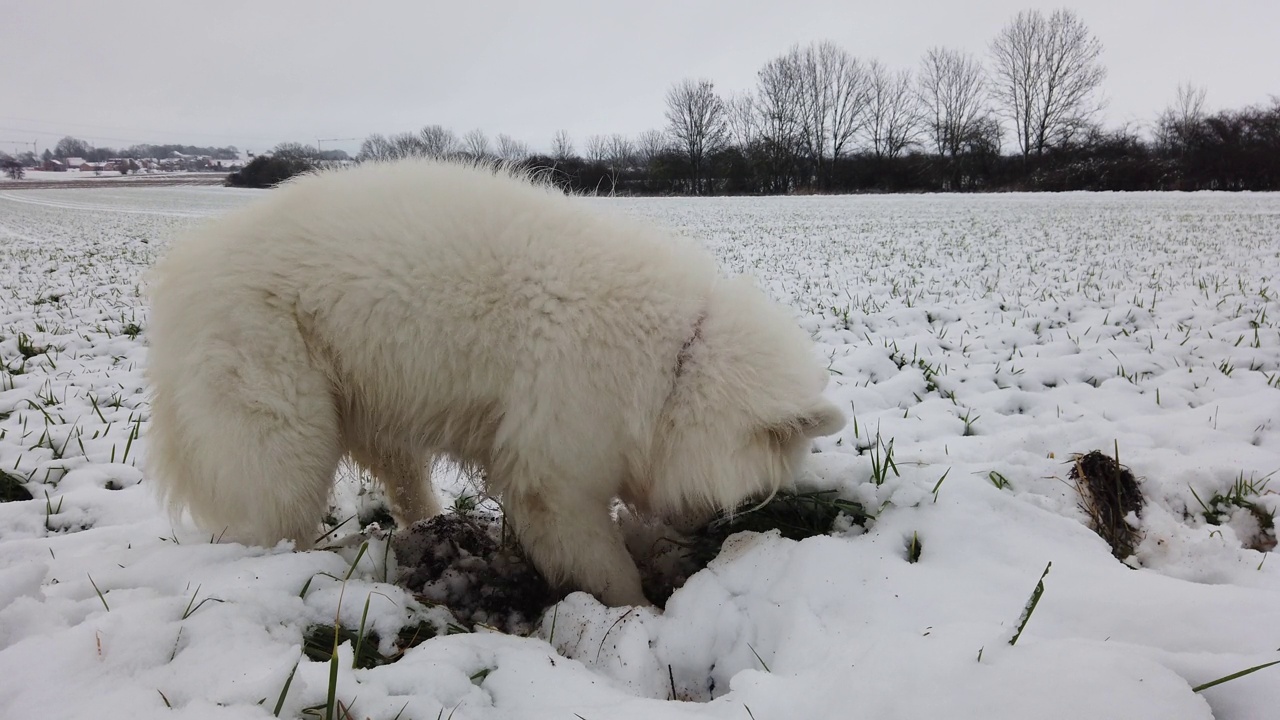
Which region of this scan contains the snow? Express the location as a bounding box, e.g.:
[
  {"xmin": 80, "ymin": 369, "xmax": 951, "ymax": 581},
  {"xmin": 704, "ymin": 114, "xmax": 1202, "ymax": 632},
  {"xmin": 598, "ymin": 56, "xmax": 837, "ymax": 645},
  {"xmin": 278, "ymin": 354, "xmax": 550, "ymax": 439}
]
[
  {"xmin": 11, "ymin": 170, "xmax": 221, "ymax": 183},
  {"xmin": 1, "ymin": 187, "xmax": 1278, "ymax": 719}
]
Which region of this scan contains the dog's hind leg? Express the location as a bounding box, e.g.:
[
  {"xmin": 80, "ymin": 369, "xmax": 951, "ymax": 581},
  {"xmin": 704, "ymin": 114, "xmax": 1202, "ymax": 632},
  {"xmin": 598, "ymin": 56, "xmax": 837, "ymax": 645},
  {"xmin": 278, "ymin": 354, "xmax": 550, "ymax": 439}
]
[
  {"xmin": 346, "ymin": 441, "xmax": 440, "ymax": 530},
  {"xmin": 147, "ymin": 301, "xmax": 345, "ymax": 550}
]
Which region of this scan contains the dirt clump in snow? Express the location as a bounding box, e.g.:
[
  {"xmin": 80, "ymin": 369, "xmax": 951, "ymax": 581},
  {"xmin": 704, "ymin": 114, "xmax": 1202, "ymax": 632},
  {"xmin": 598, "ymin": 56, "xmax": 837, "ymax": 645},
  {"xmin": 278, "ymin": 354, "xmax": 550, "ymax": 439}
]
[
  {"xmin": 1070, "ymin": 450, "xmax": 1144, "ymax": 560},
  {"xmin": 0, "ymin": 471, "xmax": 32, "ymax": 503},
  {"xmin": 391, "ymin": 512, "xmax": 559, "ymax": 635}
]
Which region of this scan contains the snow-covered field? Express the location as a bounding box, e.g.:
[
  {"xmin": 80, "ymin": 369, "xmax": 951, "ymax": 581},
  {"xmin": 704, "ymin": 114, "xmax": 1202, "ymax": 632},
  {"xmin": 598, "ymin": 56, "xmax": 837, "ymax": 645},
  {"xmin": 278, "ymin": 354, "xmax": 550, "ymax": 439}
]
[
  {"xmin": 1, "ymin": 172, "xmax": 227, "ymax": 191},
  {"xmin": 1, "ymin": 186, "xmax": 1278, "ymax": 719},
  {"xmin": 11, "ymin": 170, "xmax": 223, "ymax": 183}
]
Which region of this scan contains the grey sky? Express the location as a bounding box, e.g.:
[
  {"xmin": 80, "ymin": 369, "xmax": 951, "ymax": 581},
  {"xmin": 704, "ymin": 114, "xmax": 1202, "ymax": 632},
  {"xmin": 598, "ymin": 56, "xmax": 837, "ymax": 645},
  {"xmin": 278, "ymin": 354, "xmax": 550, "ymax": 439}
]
[{"xmin": 5, "ymin": 0, "xmax": 1278, "ymax": 157}]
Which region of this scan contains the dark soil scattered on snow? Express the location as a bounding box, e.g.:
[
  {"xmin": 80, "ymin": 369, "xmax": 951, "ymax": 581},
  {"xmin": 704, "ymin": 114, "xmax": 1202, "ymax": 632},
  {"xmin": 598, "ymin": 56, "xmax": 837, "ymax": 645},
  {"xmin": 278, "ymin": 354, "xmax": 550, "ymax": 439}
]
[
  {"xmin": 388, "ymin": 490, "xmax": 869, "ymax": 634},
  {"xmin": 392, "ymin": 513, "xmax": 560, "ymax": 634}
]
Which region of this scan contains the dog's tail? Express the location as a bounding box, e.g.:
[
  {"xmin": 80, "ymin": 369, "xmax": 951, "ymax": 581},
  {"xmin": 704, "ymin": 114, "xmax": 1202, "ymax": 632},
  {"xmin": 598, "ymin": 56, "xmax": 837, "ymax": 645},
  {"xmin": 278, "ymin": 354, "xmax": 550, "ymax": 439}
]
[{"xmin": 144, "ymin": 237, "xmax": 342, "ymax": 549}]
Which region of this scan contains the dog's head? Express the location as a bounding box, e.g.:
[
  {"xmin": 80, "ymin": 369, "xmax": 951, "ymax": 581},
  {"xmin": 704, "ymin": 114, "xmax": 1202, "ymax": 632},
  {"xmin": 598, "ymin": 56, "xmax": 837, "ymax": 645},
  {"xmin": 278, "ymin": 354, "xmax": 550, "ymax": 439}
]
[{"xmin": 649, "ymin": 276, "xmax": 846, "ymax": 523}]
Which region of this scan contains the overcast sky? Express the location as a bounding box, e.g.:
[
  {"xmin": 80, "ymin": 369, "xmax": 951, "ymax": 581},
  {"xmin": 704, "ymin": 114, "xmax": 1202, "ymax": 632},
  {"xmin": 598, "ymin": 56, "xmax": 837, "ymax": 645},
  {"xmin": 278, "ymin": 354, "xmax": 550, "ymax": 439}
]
[{"xmin": 4, "ymin": 0, "xmax": 1278, "ymax": 157}]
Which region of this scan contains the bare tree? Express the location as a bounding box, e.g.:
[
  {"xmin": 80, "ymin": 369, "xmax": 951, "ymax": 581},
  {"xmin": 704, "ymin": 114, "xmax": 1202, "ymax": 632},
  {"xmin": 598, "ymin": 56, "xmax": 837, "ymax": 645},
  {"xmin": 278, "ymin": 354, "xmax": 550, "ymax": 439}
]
[
  {"xmin": 583, "ymin": 134, "xmax": 635, "ymax": 193},
  {"xmin": 584, "ymin": 134, "xmax": 609, "ymax": 165},
  {"xmin": 990, "ymin": 8, "xmax": 1107, "ymax": 157},
  {"xmin": 917, "ymin": 46, "xmax": 990, "ymax": 157},
  {"xmin": 788, "ymin": 41, "xmax": 869, "ymax": 188},
  {"xmin": 389, "ymin": 132, "xmax": 424, "ymax": 159},
  {"xmin": 724, "ymin": 91, "xmax": 759, "ymax": 151},
  {"xmin": 418, "ymin": 125, "xmax": 460, "ymax": 159},
  {"xmin": 1155, "ymin": 82, "xmax": 1207, "ymax": 155},
  {"xmin": 604, "ymin": 134, "xmax": 635, "ymax": 170},
  {"xmin": 463, "ymin": 128, "xmax": 491, "ymax": 159},
  {"xmin": 495, "ymin": 133, "xmax": 530, "ymax": 162},
  {"xmin": 753, "ymin": 53, "xmax": 806, "ymax": 191},
  {"xmin": 551, "ymin": 129, "xmax": 574, "ymax": 161},
  {"xmin": 821, "ymin": 45, "xmax": 870, "ymax": 168},
  {"xmin": 664, "ymin": 78, "xmax": 728, "ymax": 195},
  {"xmin": 865, "ymin": 60, "xmax": 922, "ymax": 158},
  {"xmin": 272, "ymin": 142, "xmax": 320, "ymax": 160},
  {"xmin": 634, "ymin": 129, "xmax": 669, "ymax": 167},
  {"xmin": 358, "ymin": 134, "xmax": 389, "ymax": 161}
]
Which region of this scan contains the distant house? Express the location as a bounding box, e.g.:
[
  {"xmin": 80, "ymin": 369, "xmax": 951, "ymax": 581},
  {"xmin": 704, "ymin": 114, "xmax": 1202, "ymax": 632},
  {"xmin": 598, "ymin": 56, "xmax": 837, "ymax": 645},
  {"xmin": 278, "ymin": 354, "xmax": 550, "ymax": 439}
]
[
  {"xmin": 157, "ymin": 154, "xmax": 213, "ymax": 171},
  {"xmin": 64, "ymin": 157, "xmax": 86, "ymax": 171},
  {"xmin": 108, "ymin": 156, "xmax": 138, "ymax": 172},
  {"xmin": 41, "ymin": 159, "xmax": 65, "ymax": 171},
  {"xmin": 80, "ymin": 161, "xmax": 123, "ymax": 173}
]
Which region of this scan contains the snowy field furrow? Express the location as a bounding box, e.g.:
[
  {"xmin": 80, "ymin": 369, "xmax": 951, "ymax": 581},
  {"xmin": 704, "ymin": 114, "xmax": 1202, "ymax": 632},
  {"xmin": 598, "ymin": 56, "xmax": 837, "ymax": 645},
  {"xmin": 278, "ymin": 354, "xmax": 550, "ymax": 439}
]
[{"xmin": 0, "ymin": 187, "xmax": 1278, "ymax": 719}]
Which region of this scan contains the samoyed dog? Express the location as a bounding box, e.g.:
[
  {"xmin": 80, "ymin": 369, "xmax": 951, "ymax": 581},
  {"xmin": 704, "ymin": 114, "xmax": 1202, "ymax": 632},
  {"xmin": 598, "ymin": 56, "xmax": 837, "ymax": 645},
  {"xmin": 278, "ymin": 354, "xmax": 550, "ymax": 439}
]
[{"xmin": 145, "ymin": 159, "xmax": 844, "ymax": 608}]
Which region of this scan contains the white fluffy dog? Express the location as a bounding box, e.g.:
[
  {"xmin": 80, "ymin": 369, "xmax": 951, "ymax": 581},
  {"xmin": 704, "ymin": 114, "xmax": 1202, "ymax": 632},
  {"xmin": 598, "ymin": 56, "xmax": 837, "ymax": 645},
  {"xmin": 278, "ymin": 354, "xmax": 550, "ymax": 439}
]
[{"xmin": 145, "ymin": 160, "xmax": 844, "ymax": 607}]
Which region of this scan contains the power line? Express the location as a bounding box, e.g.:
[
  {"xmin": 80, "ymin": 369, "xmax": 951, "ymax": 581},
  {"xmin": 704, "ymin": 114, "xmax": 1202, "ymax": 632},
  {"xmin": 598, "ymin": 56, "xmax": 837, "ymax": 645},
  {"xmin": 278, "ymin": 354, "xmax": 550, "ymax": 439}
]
[
  {"xmin": 0, "ymin": 125, "xmax": 176, "ymax": 147},
  {"xmin": 318, "ymin": 137, "xmax": 360, "ymax": 152},
  {"xmin": 0, "ymin": 115, "xmax": 285, "ymax": 145},
  {"xmin": 0, "ymin": 139, "xmax": 38, "ymax": 156}
]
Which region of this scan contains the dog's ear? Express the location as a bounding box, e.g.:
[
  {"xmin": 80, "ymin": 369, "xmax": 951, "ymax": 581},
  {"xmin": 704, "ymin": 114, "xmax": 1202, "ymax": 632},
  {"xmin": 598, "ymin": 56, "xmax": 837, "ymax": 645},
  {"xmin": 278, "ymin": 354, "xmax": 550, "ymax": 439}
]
[{"xmin": 767, "ymin": 399, "xmax": 846, "ymax": 442}]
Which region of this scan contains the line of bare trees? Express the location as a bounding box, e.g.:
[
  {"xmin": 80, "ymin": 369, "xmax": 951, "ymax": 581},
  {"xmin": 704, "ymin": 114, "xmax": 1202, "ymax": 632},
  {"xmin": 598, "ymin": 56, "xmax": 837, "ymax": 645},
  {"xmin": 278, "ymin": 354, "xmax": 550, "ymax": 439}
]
[
  {"xmin": 342, "ymin": 7, "xmax": 1279, "ymax": 194},
  {"xmin": 649, "ymin": 8, "xmax": 1113, "ymax": 194},
  {"xmin": 356, "ymin": 125, "xmax": 531, "ymax": 165}
]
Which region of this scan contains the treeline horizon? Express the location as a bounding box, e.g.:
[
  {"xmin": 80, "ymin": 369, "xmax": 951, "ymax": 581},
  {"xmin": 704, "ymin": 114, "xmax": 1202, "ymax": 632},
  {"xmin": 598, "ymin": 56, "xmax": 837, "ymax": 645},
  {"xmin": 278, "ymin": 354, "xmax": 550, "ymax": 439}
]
[
  {"xmin": 13, "ymin": 8, "xmax": 1280, "ymax": 193},
  {"xmin": 349, "ymin": 8, "xmax": 1278, "ymax": 195},
  {"xmin": 345, "ymin": 95, "xmax": 1280, "ymax": 196}
]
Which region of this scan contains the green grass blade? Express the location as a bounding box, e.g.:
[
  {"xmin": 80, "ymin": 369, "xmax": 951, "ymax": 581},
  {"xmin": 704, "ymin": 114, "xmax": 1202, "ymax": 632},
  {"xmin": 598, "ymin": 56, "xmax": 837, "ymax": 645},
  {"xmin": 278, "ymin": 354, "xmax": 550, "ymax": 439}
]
[
  {"xmin": 1192, "ymin": 659, "xmax": 1280, "ymax": 693},
  {"xmin": 273, "ymin": 657, "xmax": 301, "ymax": 717},
  {"xmin": 1009, "ymin": 561, "xmax": 1051, "ymax": 646}
]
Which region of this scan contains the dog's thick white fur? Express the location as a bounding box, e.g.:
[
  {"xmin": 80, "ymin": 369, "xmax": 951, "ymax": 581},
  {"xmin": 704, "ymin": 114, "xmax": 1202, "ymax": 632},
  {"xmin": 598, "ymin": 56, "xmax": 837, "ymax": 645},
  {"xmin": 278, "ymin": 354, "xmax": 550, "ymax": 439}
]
[{"xmin": 145, "ymin": 159, "xmax": 844, "ymax": 607}]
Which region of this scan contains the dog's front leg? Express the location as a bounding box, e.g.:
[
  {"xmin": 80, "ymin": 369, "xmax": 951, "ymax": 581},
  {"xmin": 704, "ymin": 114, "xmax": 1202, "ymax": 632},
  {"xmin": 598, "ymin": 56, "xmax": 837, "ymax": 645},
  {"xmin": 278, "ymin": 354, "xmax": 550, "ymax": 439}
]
[{"xmin": 501, "ymin": 482, "xmax": 650, "ymax": 608}]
